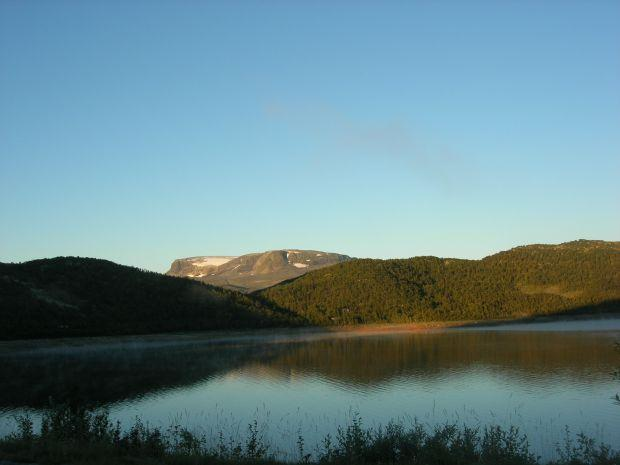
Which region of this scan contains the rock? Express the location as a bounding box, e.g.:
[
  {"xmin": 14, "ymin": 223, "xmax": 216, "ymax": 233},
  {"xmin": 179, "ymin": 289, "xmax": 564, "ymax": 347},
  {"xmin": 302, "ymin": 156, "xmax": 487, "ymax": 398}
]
[{"xmin": 166, "ymin": 249, "xmax": 351, "ymax": 292}]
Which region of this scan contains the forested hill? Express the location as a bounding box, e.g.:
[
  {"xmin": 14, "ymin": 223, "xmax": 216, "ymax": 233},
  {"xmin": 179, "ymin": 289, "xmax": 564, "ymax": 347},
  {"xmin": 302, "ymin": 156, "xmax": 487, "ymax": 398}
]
[
  {"xmin": 2, "ymin": 241, "xmax": 619, "ymax": 340},
  {"xmin": 259, "ymin": 240, "xmax": 620, "ymax": 325},
  {"xmin": 0, "ymin": 257, "xmax": 302, "ymax": 340}
]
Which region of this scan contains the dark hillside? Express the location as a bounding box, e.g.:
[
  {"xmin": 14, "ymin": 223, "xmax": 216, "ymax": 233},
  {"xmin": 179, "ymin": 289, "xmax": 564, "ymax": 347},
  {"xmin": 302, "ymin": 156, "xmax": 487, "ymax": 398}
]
[{"xmin": 0, "ymin": 257, "xmax": 302, "ymax": 340}]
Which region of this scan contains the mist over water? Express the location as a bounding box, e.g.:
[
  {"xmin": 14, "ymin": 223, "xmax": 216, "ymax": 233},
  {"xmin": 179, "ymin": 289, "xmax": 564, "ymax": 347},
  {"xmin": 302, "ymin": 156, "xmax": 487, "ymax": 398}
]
[{"xmin": 1, "ymin": 319, "xmax": 619, "ymax": 461}]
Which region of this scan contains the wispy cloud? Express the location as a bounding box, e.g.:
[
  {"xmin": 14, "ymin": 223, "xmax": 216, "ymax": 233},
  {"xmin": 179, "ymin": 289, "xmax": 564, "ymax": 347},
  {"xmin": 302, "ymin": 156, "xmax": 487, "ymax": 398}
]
[{"xmin": 262, "ymin": 101, "xmax": 470, "ymax": 190}]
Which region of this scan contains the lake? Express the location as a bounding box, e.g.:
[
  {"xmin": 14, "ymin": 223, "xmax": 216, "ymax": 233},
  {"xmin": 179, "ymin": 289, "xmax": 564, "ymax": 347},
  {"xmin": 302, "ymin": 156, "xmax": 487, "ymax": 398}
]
[{"xmin": 1, "ymin": 318, "xmax": 619, "ymax": 461}]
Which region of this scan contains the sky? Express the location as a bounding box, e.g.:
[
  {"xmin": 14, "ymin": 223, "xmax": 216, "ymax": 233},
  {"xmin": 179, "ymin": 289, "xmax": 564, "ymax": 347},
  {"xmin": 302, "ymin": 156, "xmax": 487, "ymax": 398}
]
[{"xmin": 1, "ymin": 1, "xmax": 619, "ymax": 272}]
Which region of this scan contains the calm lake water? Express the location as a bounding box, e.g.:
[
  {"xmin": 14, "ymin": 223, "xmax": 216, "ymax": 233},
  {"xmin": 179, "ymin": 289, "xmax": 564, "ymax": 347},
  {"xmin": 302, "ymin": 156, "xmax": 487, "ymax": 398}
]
[{"xmin": 1, "ymin": 318, "xmax": 619, "ymax": 460}]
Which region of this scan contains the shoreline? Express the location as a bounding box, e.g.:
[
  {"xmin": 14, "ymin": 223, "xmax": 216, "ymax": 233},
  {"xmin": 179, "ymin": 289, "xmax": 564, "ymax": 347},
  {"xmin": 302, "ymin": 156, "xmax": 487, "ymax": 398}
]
[{"xmin": 1, "ymin": 311, "xmax": 619, "ymax": 354}]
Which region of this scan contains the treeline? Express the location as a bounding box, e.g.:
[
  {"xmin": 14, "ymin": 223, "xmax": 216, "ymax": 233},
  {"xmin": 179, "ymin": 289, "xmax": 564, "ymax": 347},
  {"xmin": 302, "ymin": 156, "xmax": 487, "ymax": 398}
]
[
  {"xmin": 1, "ymin": 241, "xmax": 618, "ymax": 340},
  {"xmin": 259, "ymin": 240, "xmax": 620, "ymax": 325},
  {"xmin": 0, "ymin": 257, "xmax": 303, "ymax": 340}
]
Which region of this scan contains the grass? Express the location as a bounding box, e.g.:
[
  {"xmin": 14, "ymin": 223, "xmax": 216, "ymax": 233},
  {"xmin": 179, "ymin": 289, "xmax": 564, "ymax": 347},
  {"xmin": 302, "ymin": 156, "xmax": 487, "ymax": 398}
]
[{"xmin": 1, "ymin": 406, "xmax": 619, "ymax": 465}]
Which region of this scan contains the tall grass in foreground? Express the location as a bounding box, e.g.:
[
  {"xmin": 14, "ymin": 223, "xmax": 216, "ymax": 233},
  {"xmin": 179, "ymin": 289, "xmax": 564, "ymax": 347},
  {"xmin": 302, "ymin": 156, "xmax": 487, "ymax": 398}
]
[{"xmin": 0, "ymin": 406, "xmax": 618, "ymax": 465}]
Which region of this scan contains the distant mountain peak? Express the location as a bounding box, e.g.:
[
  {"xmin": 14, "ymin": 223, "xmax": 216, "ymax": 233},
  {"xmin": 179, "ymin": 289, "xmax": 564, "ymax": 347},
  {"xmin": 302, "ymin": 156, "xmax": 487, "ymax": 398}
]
[{"xmin": 166, "ymin": 249, "xmax": 351, "ymax": 292}]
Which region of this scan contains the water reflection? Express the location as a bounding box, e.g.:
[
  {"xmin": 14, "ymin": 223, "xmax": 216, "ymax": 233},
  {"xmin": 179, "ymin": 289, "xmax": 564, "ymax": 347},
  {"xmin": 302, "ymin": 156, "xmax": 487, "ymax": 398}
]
[
  {"xmin": 1, "ymin": 323, "xmax": 619, "ymax": 459},
  {"xmin": 0, "ymin": 327, "xmax": 617, "ymax": 409},
  {"xmin": 245, "ymin": 330, "xmax": 617, "ymax": 388},
  {"xmin": 0, "ymin": 341, "xmax": 283, "ymax": 408}
]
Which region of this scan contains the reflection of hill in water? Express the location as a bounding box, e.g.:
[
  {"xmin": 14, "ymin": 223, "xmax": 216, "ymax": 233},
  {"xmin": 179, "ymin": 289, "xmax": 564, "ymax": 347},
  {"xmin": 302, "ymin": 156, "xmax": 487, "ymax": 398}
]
[
  {"xmin": 1, "ymin": 329, "xmax": 617, "ymax": 409},
  {"xmin": 0, "ymin": 342, "xmax": 283, "ymax": 408},
  {"xmin": 238, "ymin": 331, "xmax": 619, "ymax": 387}
]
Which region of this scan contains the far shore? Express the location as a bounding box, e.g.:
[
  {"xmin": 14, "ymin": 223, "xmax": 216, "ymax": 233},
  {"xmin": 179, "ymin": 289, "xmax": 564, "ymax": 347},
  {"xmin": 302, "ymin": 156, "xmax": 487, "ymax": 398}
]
[
  {"xmin": 1, "ymin": 311, "xmax": 619, "ymax": 354},
  {"xmin": 327, "ymin": 311, "xmax": 620, "ymax": 334}
]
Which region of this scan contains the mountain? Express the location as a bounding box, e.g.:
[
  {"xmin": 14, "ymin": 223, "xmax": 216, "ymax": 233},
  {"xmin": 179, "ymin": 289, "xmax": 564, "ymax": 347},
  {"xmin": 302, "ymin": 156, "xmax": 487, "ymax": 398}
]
[
  {"xmin": 0, "ymin": 257, "xmax": 302, "ymax": 340},
  {"xmin": 2, "ymin": 241, "xmax": 618, "ymax": 341},
  {"xmin": 166, "ymin": 250, "xmax": 352, "ymax": 292},
  {"xmin": 259, "ymin": 240, "xmax": 620, "ymax": 325}
]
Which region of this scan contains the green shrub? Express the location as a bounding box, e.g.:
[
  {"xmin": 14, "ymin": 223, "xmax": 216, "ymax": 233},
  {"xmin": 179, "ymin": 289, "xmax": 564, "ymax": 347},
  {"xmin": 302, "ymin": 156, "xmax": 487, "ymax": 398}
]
[{"xmin": 1, "ymin": 406, "xmax": 619, "ymax": 465}]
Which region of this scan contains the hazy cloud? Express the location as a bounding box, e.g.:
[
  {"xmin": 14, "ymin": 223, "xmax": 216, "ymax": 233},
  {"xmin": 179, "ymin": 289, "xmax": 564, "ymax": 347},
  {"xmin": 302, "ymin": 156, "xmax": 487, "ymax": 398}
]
[{"xmin": 262, "ymin": 101, "xmax": 470, "ymax": 190}]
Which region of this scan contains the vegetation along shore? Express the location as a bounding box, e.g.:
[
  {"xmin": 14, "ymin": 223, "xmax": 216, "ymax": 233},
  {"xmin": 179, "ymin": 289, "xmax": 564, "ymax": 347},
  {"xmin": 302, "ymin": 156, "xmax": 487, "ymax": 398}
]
[{"xmin": 1, "ymin": 406, "xmax": 619, "ymax": 465}]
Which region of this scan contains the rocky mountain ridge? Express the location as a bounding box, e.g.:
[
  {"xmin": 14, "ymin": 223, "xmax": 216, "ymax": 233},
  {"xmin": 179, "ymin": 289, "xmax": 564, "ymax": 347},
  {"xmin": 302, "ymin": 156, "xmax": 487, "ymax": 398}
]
[{"xmin": 166, "ymin": 249, "xmax": 351, "ymax": 292}]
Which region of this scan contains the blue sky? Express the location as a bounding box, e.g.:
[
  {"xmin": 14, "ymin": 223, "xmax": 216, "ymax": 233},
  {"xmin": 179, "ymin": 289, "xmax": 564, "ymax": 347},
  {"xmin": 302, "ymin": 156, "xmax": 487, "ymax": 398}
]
[{"xmin": 1, "ymin": 1, "xmax": 619, "ymax": 272}]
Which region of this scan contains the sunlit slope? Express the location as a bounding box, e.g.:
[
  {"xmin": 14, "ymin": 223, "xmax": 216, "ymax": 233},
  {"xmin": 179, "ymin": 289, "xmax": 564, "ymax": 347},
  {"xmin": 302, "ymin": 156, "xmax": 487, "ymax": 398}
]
[
  {"xmin": 259, "ymin": 240, "xmax": 620, "ymax": 324},
  {"xmin": 0, "ymin": 257, "xmax": 302, "ymax": 340}
]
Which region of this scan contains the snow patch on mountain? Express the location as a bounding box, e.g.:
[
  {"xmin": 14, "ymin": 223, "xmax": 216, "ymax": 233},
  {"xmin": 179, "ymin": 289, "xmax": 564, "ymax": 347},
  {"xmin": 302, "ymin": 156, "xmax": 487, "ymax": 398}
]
[{"xmin": 190, "ymin": 257, "xmax": 237, "ymax": 267}]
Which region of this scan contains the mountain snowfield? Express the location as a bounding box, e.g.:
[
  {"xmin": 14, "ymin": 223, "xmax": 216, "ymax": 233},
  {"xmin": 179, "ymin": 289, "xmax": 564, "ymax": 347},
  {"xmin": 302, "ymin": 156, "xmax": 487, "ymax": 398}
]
[
  {"xmin": 181, "ymin": 257, "xmax": 238, "ymax": 277},
  {"xmin": 166, "ymin": 249, "xmax": 351, "ymax": 292}
]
